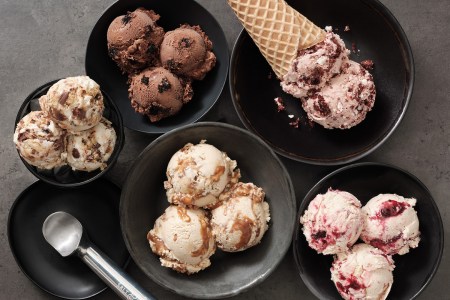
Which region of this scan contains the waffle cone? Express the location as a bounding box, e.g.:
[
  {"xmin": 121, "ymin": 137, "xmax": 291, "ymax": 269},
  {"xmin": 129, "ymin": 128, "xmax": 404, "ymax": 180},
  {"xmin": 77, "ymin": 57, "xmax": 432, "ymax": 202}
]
[{"xmin": 228, "ymin": 0, "xmax": 325, "ymax": 78}]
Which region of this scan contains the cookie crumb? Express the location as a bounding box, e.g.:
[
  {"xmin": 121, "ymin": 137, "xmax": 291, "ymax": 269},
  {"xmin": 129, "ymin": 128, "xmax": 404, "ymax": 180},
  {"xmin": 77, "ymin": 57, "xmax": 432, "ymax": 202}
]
[{"xmin": 274, "ymin": 97, "xmax": 285, "ymax": 112}]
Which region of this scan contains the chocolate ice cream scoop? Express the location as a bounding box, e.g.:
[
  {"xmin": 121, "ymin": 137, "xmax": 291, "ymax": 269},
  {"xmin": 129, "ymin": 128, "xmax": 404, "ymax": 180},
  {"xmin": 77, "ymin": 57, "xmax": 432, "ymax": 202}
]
[
  {"xmin": 160, "ymin": 25, "xmax": 216, "ymax": 80},
  {"xmin": 107, "ymin": 7, "xmax": 165, "ymax": 74},
  {"xmin": 128, "ymin": 67, "xmax": 193, "ymax": 122}
]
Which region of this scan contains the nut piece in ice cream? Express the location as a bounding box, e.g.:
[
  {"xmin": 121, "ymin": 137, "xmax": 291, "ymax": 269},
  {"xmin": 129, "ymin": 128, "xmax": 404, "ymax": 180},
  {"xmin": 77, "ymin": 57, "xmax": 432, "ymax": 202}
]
[
  {"xmin": 211, "ymin": 182, "xmax": 270, "ymax": 252},
  {"xmin": 281, "ymin": 31, "xmax": 350, "ymax": 99},
  {"xmin": 301, "ymin": 61, "xmax": 376, "ymax": 129},
  {"xmin": 360, "ymin": 194, "xmax": 420, "ymax": 255},
  {"xmin": 128, "ymin": 67, "xmax": 193, "ymax": 122},
  {"xmin": 147, "ymin": 206, "xmax": 216, "ymax": 274},
  {"xmin": 331, "ymin": 243, "xmax": 395, "ymax": 300},
  {"xmin": 107, "ymin": 8, "xmax": 165, "ymax": 74},
  {"xmin": 39, "ymin": 76, "xmax": 104, "ymax": 132},
  {"xmin": 160, "ymin": 24, "xmax": 216, "ymax": 80},
  {"xmin": 164, "ymin": 141, "xmax": 241, "ymax": 208},
  {"xmin": 13, "ymin": 111, "xmax": 67, "ymax": 169},
  {"xmin": 66, "ymin": 118, "xmax": 116, "ymax": 172},
  {"xmin": 300, "ymin": 188, "xmax": 363, "ymax": 255}
]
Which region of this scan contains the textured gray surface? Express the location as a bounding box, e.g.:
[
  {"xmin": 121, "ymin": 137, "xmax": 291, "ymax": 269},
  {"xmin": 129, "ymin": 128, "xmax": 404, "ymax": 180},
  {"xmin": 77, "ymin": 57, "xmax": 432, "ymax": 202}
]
[{"xmin": 0, "ymin": 0, "xmax": 448, "ymax": 299}]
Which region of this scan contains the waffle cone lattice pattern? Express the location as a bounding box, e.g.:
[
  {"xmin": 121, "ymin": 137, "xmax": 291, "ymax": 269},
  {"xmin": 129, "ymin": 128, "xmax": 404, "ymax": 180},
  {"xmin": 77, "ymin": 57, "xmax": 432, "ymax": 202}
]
[{"xmin": 228, "ymin": 0, "xmax": 325, "ymax": 78}]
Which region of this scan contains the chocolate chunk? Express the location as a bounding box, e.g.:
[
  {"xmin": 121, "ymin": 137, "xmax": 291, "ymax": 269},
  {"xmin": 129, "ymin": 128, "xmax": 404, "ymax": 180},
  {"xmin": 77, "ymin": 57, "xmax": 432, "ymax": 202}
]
[
  {"xmin": 308, "ymin": 68, "xmax": 324, "ymax": 85},
  {"xmin": 17, "ymin": 132, "xmax": 28, "ymax": 142},
  {"xmin": 141, "ymin": 75, "xmax": 149, "ymax": 85},
  {"xmin": 158, "ymin": 77, "xmax": 171, "ymax": 93},
  {"xmin": 148, "ymin": 103, "xmax": 170, "ymax": 116},
  {"xmin": 122, "ymin": 13, "xmax": 132, "ymax": 25},
  {"xmin": 179, "ymin": 38, "xmax": 192, "ymax": 48},
  {"xmin": 59, "ymin": 92, "xmax": 69, "ymax": 105},
  {"xmin": 145, "ymin": 24, "xmax": 154, "ymax": 34},
  {"xmin": 166, "ymin": 59, "xmax": 180, "ymax": 71},
  {"xmin": 108, "ymin": 47, "xmax": 118, "ymax": 58},
  {"xmin": 147, "ymin": 43, "xmax": 157, "ymax": 54},
  {"xmin": 51, "ymin": 108, "xmax": 67, "ymax": 121},
  {"xmin": 72, "ymin": 108, "xmax": 86, "ymax": 120},
  {"xmin": 313, "ymin": 95, "xmax": 331, "ymax": 117},
  {"xmin": 360, "ymin": 59, "xmax": 375, "ymax": 71},
  {"xmin": 72, "ymin": 148, "xmax": 80, "ymax": 159}
]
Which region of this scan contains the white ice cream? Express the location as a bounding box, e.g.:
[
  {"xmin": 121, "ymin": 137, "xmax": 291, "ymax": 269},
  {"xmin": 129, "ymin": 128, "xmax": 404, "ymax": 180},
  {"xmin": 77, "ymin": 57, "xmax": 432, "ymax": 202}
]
[
  {"xmin": 211, "ymin": 182, "xmax": 270, "ymax": 252},
  {"xmin": 66, "ymin": 117, "xmax": 116, "ymax": 172},
  {"xmin": 164, "ymin": 141, "xmax": 240, "ymax": 208},
  {"xmin": 39, "ymin": 76, "xmax": 104, "ymax": 132},
  {"xmin": 331, "ymin": 243, "xmax": 395, "ymax": 300},
  {"xmin": 361, "ymin": 194, "xmax": 420, "ymax": 255},
  {"xmin": 13, "ymin": 111, "xmax": 67, "ymax": 169},
  {"xmin": 281, "ymin": 31, "xmax": 350, "ymax": 99},
  {"xmin": 147, "ymin": 205, "xmax": 216, "ymax": 274},
  {"xmin": 301, "ymin": 61, "xmax": 376, "ymax": 129},
  {"xmin": 300, "ymin": 188, "xmax": 363, "ymax": 255}
]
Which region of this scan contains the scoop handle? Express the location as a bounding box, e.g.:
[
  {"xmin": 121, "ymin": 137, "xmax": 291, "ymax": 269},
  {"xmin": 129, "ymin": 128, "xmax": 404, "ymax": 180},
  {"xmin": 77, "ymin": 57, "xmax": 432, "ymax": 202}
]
[{"xmin": 78, "ymin": 245, "xmax": 156, "ymax": 300}]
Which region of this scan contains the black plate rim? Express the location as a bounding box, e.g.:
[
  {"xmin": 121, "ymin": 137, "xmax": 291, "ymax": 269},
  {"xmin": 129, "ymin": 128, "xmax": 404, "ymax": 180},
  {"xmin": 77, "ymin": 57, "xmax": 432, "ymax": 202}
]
[
  {"xmin": 292, "ymin": 161, "xmax": 444, "ymax": 300},
  {"xmin": 229, "ymin": 0, "xmax": 415, "ymax": 165},
  {"xmin": 120, "ymin": 121, "xmax": 297, "ymax": 299},
  {"xmin": 84, "ymin": 0, "xmax": 230, "ymax": 135},
  {"xmin": 14, "ymin": 79, "xmax": 125, "ymax": 188},
  {"xmin": 7, "ymin": 178, "xmax": 130, "ymax": 300}
]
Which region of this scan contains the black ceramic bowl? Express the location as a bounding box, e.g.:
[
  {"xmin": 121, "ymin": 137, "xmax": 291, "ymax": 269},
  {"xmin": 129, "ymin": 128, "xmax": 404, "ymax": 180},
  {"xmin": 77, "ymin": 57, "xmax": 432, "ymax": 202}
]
[
  {"xmin": 14, "ymin": 79, "xmax": 124, "ymax": 187},
  {"xmin": 120, "ymin": 122, "xmax": 296, "ymax": 298},
  {"xmin": 293, "ymin": 162, "xmax": 443, "ymax": 299},
  {"xmin": 85, "ymin": 0, "xmax": 229, "ymax": 134},
  {"xmin": 230, "ymin": 0, "xmax": 414, "ymax": 165},
  {"xmin": 8, "ymin": 179, "xmax": 129, "ymax": 299}
]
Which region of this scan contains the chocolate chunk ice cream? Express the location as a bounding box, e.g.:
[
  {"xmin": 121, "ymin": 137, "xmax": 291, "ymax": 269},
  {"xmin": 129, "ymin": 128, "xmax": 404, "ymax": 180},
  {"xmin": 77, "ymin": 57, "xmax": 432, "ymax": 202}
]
[
  {"xmin": 160, "ymin": 25, "xmax": 216, "ymax": 80},
  {"xmin": 128, "ymin": 67, "xmax": 193, "ymax": 122},
  {"xmin": 107, "ymin": 8, "xmax": 165, "ymax": 74},
  {"xmin": 13, "ymin": 111, "xmax": 67, "ymax": 169},
  {"xmin": 39, "ymin": 76, "xmax": 104, "ymax": 133}
]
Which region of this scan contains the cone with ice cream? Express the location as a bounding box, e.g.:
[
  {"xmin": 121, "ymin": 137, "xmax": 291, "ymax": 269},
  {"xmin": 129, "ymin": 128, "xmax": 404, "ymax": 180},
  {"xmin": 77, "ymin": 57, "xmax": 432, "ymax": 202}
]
[{"xmin": 228, "ymin": 0, "xmax": 326, "ymax": 79}]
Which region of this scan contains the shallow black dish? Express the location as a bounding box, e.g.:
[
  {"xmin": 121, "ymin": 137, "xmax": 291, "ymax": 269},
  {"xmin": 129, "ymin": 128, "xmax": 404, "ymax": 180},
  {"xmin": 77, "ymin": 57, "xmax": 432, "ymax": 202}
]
[
  {"xmin": 85, "ymin": 0, "xmax": 229, "ymax": 134},
  {"xmin": 120, "ymin": 122, "xmax": 296, "ymax": 298},
  {"xmin": 8, "ymin": 179, "xmax": 129, "ymax": 299},
  {"xmin": 14, "ymin": 79, "xmax": 124, "ymax": 187},
  {"xmin": 293, "ymin": 162, "xmax": 443, "ymax": 299},
  {"xmin": 230, "ymin": 0, "xmax": 414, "ymax": 165}
]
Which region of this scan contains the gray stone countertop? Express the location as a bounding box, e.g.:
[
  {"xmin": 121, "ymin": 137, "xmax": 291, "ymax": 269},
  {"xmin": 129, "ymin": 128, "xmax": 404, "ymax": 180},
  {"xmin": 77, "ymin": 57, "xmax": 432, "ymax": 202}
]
[{"xmin": 0, "ymin": 0, "xmax": 448, "ymax": 299}]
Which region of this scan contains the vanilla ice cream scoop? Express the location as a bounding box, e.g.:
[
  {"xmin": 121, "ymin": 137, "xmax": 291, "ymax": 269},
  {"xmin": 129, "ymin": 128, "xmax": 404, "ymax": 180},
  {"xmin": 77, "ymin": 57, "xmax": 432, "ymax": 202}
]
[
  {"xmin": 211, "ymin": 182, "xmax": 270, "ymax": 252},
  {"xmin": 164, "ymin": 141, "xmax": 241, "ymax": 208},
  {"xmin": 39, "ymin": 76, "xmax": 104, "ymax": 132},
  {"xmin": 147, "ymin": 206, "xmax": 216, "ymax": 274},
  {"xmin": 66, "ymin": 117, "xmax": 116, "ymax": 172},
  {"xmin": 281, "ymin": 31, "xmax": 350, "ymax": 99},
  {"xmin": 300, "ymin": 188, "xmax": 363, "ymax": 255},
  {"xmin": 361, "ymin": 194, "xmax": 420, "ymax": 255},
  {"xmin": 13, "ymin": 111, "xmax": 67, "ymax": 169},
  {"xmin": 331, "ymin": 243, "xmax": 395, "ymax": 300}
]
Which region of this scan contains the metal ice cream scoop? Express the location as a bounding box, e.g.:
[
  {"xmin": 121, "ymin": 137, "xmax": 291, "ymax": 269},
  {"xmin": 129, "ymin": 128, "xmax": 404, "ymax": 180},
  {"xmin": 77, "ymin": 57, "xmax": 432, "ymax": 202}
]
[{"xmin": 42, "ymin": 211, "xmax": 155, "ymax": 300}]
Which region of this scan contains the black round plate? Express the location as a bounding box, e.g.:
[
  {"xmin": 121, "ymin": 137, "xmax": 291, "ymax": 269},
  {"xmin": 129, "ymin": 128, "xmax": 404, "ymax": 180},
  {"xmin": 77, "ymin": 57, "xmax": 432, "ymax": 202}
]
[
  {"xmin": 230, "ymin": 0, "xmax": 414, "ymax": 165},
  {"xmin": 8, "ymin": 179, "xmax": 129, "ymax": 299},
  {"xmin": 120, "ymin": 122, "xmax": 296, "ymax": 298},
  {"xmin": 293, "ymin": 162, "xmax": 444, "ymax": 299},
  {"xmin": 85, "ymin": 0, "xmax": 229, "ymax": 134},
  {"xmin": 14, "ymin": 79, "xmax": 125, "ymax": 187}
]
